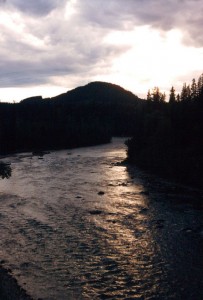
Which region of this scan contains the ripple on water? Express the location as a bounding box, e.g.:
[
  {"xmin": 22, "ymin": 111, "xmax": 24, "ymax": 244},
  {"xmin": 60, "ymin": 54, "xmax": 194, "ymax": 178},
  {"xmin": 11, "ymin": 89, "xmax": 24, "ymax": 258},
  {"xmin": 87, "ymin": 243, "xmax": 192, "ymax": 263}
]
[{"xmin": 0, "ymin": 139, "xmax": 202, "ymax": 300}]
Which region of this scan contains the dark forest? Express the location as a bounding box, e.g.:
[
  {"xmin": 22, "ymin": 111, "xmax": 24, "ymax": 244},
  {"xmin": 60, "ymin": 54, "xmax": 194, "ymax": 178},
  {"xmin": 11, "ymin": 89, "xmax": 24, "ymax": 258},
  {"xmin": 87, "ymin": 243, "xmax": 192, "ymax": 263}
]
[
  {"xmin": 126, "ymin": 74, "xmax": 203, "ymax": 188},
  {"xmin": 0, "ymin": 75, "xmax": 203, "ymax": 188}
]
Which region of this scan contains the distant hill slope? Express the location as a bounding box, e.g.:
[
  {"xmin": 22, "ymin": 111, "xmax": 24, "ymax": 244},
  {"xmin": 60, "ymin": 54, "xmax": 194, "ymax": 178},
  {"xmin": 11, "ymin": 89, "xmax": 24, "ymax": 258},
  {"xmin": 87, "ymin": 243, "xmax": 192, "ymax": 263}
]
[
  {"xmin": 21, "ymin": 81, "xmax": 140, "ymax": 105},
  {"xmin": 0, "ymin": 82, "xmax": 142, "ymax": 154},
  {"xmin": 51, "ymin": 81, "xmax": 140, "ymax": 104}
]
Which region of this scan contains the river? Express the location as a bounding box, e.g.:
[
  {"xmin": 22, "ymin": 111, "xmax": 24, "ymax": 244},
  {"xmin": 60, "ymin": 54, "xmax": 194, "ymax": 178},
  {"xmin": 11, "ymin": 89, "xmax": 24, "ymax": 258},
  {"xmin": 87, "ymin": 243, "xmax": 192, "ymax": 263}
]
[{"xmin": 0, "ymin": 138, "xmax": 202, "ymax": 300}]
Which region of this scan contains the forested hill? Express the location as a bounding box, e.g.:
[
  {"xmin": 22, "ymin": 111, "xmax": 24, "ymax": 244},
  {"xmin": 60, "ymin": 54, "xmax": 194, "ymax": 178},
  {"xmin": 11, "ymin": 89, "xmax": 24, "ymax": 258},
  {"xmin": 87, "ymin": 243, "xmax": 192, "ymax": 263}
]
[
  {"xmin": 0, "ymin": 82, "xmax": 141, "ymax": 154},
  {"xmin": 21, "ymin": 81, "xmax": 139, "ymax": 105}
]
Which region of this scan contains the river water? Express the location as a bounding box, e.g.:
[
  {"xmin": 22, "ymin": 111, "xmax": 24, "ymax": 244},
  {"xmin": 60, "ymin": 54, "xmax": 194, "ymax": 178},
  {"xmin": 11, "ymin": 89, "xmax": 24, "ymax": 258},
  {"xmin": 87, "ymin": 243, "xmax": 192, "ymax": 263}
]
[{"xmin": 0, "ymin": 138, "xmax": 202, "ymax": 300}]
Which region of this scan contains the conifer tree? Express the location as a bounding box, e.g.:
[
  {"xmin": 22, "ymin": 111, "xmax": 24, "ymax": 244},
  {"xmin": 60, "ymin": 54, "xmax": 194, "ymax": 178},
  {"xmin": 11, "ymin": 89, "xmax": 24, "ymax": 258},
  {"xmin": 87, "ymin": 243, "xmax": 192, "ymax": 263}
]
[
  {"xmin": 176, "ymin": 94, "xmax": 180, "ymax": 102},
  {"xmin": 169, "ymin": 86, "xmax": 176, "ymax": 103},
  {"xmin": 147, "ymin": 89, "xmax": 152, "ymax": 101},
  {"xmin": 180, "ymin": 83, "xmax": 187, "ymax": 101},
  {"xmin": 151, "ymin": 87, "xmax": 165, "ymax": 102},
  {"xmin": 180, "ymin": 83, "xmax": 191, "ymax": 101},
  {"xmin": 191, "ymin": 78, "xmax": 197, "ymax": 100},
  {"xmin": 197, "ymin": 74, "xmax": 203, "ymax": 98},
  {"xmin": 186, "ymin": 85, "xmax": 191, "ymax": 101},
  {"xmin": 161, "ymin": 92, "xmax": 166, "ymax": 102}
]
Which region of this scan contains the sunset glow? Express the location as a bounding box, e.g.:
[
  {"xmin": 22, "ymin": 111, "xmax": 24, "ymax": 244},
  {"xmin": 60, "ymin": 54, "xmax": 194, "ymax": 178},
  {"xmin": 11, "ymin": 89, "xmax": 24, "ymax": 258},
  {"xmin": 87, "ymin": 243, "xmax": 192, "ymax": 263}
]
[{"xmin": 0, "ymin": 0, "xmax": 203, "ymax": 102}]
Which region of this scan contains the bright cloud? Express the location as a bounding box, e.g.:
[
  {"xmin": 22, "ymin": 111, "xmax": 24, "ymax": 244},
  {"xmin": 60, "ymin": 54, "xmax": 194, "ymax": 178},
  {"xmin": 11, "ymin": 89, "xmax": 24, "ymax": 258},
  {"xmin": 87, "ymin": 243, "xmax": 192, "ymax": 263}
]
[
  {"xmin": 101, "ymin": 27, "xmax": 203, "ymax": 97},
  {"xmin": 0, "ymin": 0, "xmax": 203, "ymax": 102}
]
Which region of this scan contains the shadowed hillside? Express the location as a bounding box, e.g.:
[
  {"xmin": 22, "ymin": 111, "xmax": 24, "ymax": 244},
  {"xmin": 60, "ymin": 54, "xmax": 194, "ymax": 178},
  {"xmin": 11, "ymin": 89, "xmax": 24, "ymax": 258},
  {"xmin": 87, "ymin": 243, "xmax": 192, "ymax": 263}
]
[
  {"xmin": 0, "ymin": 82, "xmax": 141, "ymax": 154},
  {"xmin": 50, "ymin": 81, "xmax": 138, "ymax": 105}
]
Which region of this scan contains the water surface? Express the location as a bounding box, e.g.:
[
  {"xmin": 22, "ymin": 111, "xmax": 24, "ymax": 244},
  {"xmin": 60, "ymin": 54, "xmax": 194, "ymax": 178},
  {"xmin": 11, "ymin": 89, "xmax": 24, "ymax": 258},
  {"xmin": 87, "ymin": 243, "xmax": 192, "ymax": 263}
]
[{"xmin": 0, "ymin": 138, "xmax": 202, "ymax": 299}]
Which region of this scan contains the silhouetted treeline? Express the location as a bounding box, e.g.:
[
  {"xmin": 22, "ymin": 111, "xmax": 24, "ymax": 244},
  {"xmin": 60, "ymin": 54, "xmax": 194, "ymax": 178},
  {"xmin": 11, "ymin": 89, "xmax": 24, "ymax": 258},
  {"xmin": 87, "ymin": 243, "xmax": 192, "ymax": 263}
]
[
  {"xmin": 0, "ymin": 82, "xmax": 141, "ymax": 154},
  {"xmin": 126, "ymin": 74, "xmax": 203, "ymax": 188}
]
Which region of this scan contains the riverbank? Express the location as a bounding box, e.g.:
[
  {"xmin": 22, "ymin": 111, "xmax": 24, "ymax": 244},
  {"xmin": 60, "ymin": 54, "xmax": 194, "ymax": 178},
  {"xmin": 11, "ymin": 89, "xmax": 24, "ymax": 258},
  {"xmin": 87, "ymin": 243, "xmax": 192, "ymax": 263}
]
[
  {"xmin": 125, "ymin": 138, "xmax": 203, "ymax": 190},
  {"xmin": 0, "ymin": 266, "xmax": 32, "ymax": 300}
]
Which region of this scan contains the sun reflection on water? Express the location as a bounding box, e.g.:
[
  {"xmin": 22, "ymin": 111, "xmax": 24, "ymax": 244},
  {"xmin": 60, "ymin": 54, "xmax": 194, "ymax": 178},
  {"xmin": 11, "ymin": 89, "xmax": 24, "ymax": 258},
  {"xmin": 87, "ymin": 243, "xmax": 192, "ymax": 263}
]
[{"xmin": 0, "ymin": 139, "xmax": 202, "ymax": 299}]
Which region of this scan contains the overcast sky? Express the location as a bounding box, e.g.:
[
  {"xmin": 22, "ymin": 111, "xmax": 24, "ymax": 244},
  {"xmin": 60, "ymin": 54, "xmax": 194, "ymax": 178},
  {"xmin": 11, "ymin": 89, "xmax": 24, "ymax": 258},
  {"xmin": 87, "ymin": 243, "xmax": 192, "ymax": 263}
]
[{"xmin": 0, "ymin": 0, "xmax": 203, "ymax": 102}]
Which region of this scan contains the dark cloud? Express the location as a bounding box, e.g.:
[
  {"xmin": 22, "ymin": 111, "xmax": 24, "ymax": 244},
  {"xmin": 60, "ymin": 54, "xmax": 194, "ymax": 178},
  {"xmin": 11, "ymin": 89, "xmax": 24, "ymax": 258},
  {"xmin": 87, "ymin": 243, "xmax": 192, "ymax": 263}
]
[
  {"xmin": 0, "ymin": 7, "xmax": 128, "ymax": 88},
  {"xmin": 0, "ymin": 0, "xmax": 203, "ymax": 94},
  {"xmin": 77, "ymin": 0, "xmax": 203, "ymax": 46},
  {"xmin": 5, "ymin": 0, "xmax": 67, "ymax": 16},
  {"xmin": 135, "ymin": 0, "xmax": 203, "ymax": 46}
]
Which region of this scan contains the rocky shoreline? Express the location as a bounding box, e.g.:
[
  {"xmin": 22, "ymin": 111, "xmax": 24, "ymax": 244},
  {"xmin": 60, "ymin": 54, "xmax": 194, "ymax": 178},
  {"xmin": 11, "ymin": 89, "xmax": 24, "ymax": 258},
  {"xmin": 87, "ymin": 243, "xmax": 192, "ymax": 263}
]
[{"xmin": 0, "ymin": 266, "xmax": 33, "ymax": 300}]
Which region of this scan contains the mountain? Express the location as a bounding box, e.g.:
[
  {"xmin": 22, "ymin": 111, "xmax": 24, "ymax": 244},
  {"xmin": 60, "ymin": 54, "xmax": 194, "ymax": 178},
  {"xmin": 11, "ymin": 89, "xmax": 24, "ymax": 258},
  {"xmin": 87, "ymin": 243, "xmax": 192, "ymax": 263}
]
[
  {"xmin": 21, "ymin": 81, "xmax": 140, "ymax": 105},
  {"xmin": 0, "ymin": 82, "xmax": 142, "ymax": 154},
  {"xmin": 50, "ymin": 81, "xmax": 140, "ymax": 105}
]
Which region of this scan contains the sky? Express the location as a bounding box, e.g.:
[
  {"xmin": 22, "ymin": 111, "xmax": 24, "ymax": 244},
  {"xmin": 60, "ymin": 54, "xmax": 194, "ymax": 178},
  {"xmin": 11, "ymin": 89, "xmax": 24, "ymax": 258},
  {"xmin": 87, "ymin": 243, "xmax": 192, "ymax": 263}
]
[{"xmin": 0, "ymin": 0, "xmax": 203, "ymax": 102}]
